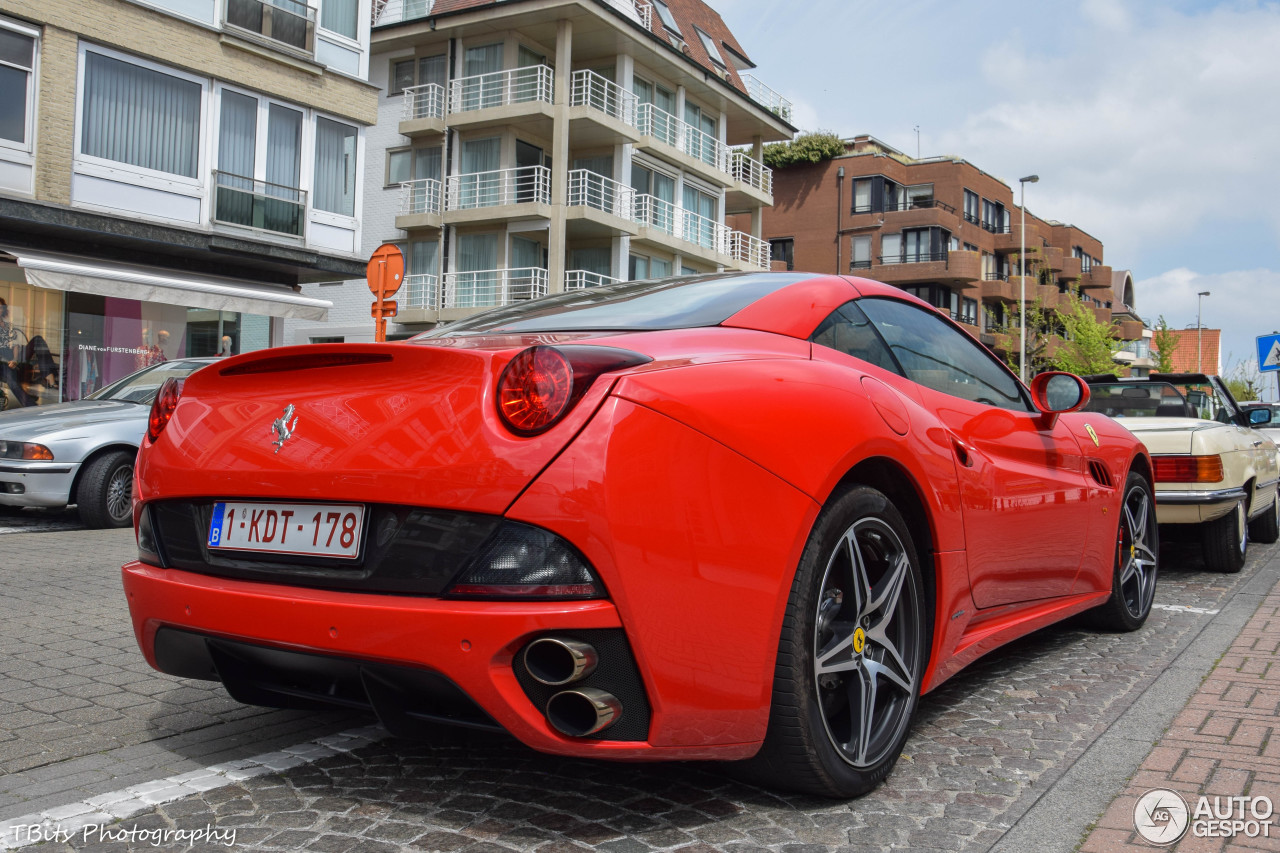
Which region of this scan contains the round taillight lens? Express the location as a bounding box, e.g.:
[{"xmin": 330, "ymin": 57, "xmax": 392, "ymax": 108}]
[
  {"xmin": 497, "ymin": 347, "xmax": 574, "ymax": 435},
  {"xmin": 146, "ymin": 377, "xmax": 183, "ymax": 443}
]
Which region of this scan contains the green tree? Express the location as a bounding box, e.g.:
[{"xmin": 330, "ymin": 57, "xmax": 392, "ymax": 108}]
[
  {"xmin": 1224, "ymin": 356, "xmax": 1263, "ymax": 401},
  {"xmin": 1152, "ymin": 316, "xmax": 1178, "ymax": 373},
  {"xmin": 760, "ymin": 132, "xmax": 845, "ymax": 169},
  {"xmin": 1052, "ymin": 294, "xmax": 1120, "ymax": 376},
  {"xmin": 1004, "ymin": 297, "xmax": 1056, "ymax": 377}
]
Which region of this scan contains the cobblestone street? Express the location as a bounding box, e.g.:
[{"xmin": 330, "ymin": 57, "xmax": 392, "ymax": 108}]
[{"xmin": 0, "ymin": 525, "xmax": 1275, "ymax": 851}]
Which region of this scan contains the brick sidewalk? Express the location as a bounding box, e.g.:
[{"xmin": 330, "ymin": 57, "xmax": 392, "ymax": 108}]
[{"xmin": 1082, "ymin": 572, "xmax": 1280, "ymax": 852}]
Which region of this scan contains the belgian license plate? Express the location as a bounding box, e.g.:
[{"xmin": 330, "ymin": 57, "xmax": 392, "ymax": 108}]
[{"xmin": 208, "ymin": 501, "xmax": 365, "ymax": 559}]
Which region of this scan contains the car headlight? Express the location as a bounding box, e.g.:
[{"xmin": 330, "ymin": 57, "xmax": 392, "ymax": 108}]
[{"xmin": 0, "ymin": 441, "xmax": 54, "ymax": 460}]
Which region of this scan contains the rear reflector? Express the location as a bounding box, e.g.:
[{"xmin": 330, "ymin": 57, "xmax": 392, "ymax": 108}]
[{"xmin": 1152, "ymin": 455, "xmax": 1224, "ymax": 483}]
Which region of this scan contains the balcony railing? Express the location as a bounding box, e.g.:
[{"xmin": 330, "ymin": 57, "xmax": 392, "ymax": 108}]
[
  {"xmin": 729, "ymin": 150, "xmax": 772, "ymax": 195},
  {"xmin": 982, "ymin": 220, "xmax": 1012, "ymax": 234},
  {"xmin": 567, "ymin": 169, "xmax": 635, "ymax": 220},
  {"xmin": 633, "ymin": 0, "xmax": 653, "ymax": 28},
  {"xmin": 633, "ymin": 194, "xmax": 768, "ymax": 269},
  {"xmin": 401, "ymin": 83, "xmax": 445, "ymax": 122},
  {"xmin": 212, "ymin": 171, "xmax": 306, "ymax": 237},
  {"xmin": 850, "ymin": 259, "xmax": 872, "ymax": 270},
  {"xmin": 449, "ymin": 65, "xmax": 554, "ymax": 114},
  {"xmin": 983, "ymin": 272, "xmax": 1010, "ymax": 281},
  {"xmin": 565, "ymin": 270, "xmax": 620, "ymax": 290},
  {"xmin": 226, "ymin": 0, "xmax": 315, "ymax": 52},
  {"xmin": 371, "ymin": 0, "xmax": 431, "ymax": 25},
  {"xmin": 404, "ymin": 273, "xmax": 440, "ymax": 309},
  {"xmin": 740, "ymin": 73, "xmax": 793, "ymax": 123},
  {"xmin": 570, "ymin": 70, "xmax": 638, "ymax": 127},
  {"xmin": 727, "ymin": 230, "xmax": 770, "ymax": 270},
  {"xmin": 443, "ymin": 268, "xmax": 548, "ymax": 309},
  {"xmin": 890, "ymin": 197, "xmax": 956, "ymax": 214},
  {"xmin": 636, "ymin": 103, "xmax": 729, "ymax": 172},
  {"xmin": 399, "ymin": 178, "xmax": 442, "ymax": 216},
  {"xmin": 879, "ymin": 251, "xmax": 949, "ymax": 265},
  {"xmin": 446, "ymin": 166, "xmax": 551, "ymax": 211}
]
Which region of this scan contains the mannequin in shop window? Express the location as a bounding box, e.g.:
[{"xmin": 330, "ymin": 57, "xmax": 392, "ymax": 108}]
[
  {"xmin": 218, "ymin": 335, "xmax": 234, "ymax": 358},
  {"xmin": 0, "ymin": 298, "xmax": 31, "ymax": 409}
]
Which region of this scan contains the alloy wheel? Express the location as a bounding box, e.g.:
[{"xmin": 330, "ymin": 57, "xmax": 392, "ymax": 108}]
[
  {"xmin": 106, "ymin": 464, "xmax": 133, "ymax": 524},
  {"xmin": 1117, "ymin": 481, "xmax": 1158, "ymax": 618},
  {"xmin": 813, "ymin": 517, "xmax": 921, "ymax": 769}
]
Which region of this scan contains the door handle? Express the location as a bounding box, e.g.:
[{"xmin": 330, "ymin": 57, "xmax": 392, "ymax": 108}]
[{"xmin": 952, "ymin": 437, "xmax": 975, "ymax": 468}]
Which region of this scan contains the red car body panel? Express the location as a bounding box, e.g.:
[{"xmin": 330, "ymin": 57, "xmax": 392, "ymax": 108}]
[{"xmin": 121, "ymin": 272, "xmax": 1150, "ymax": 764}]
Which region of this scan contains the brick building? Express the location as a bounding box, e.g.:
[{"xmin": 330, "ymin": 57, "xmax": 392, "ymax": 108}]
[
  {"xmin": 0, "ymin": 0, "xmax": 377, "ymax": 406},
  {"xmin": 284, "ymin": 0, "xmax": 794, "ymax": 342},
  {"xmin": 746, "ymin": 135, "xmax": 1145, "ymax": 363}
]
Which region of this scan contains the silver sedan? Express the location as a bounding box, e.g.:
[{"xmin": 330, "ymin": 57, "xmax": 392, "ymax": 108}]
[{"xmin": 0, "ymin": 358, "xmax": 216, "ymax": 528}]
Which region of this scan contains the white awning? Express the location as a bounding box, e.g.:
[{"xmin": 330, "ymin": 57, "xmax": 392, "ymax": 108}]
[{"xmin": 8, "ymin": 248, "xmax": 332, "ymax": 322}]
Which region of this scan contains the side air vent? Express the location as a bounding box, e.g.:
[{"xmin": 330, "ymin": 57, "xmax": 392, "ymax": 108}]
[{"xmin": 1087, "ymin": 460, "xmax": 1114, "ymax": 488}]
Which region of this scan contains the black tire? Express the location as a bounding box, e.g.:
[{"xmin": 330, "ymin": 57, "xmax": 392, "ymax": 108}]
[
  {"xmin": 1201, "ymin": 499, "xmax": 1247, "ymax": 573},
  {"xmin": 1247, "ymin": 494, "xmax": 1280, "ymax": 544},
  {"xmin": 1090, "ymin": 472, "xmax": 1158, "ymax": 632},
  {"xmin": 75, "ymin": 450, "xmax": 135, "ymax": 529},
  {"xmin": 740, "ymin": 485, "xmax": 927, "ymax": 798}
]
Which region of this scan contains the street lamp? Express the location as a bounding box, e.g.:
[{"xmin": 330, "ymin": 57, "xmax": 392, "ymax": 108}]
[
  {"xmin": 1018, "ymin": 174, "xmax": 1039, "ymax": 383},
  {"xmin": 1197, "ymin": 290, "xmax": 1211, "ymax": 373}
]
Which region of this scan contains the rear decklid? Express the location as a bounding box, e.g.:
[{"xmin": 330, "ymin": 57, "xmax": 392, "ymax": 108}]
[
  {"xmin": 1112, "ymin": 417, "xmax": 1224, "ymax": 456},
  {"xmin": 136, "ymin": 343, "xmax": 613, "ymax": 515}
]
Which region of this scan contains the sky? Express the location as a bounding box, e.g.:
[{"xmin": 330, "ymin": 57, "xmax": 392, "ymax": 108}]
[{"xmin": 713, "ymin": 0, "xmax": 1280, "ymax": 390}]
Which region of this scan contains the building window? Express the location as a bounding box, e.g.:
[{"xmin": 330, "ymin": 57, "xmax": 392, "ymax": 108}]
[
  {"xmin": 651, "ymin": 0, "xmax": 681, "ymax": 34},
  {"xmin": 314, "ymin": 117, "xmax": 357, "ymax": 216},
  {"xmin": 850, "ymin": 235, "xmax": 871, "ymax": 269},
  {"xmin": 0, "ymin": 20, "xmax": 37, "ymax": 150},
  {"xmin": 214, "ymin": 89, "xmax": 304, "ymax": 235},
  {"xmin": 81, "ymin": 50, "xmax": 202, "ymax": 178},
  {"xmin": 386, "ymin": 145, "xmax": 441, "ymax": 187},
  {"xmin": 852, "ymin": 178, "xmax": 872, "ymax": 214},
  {"xmin": 903, "ymin": 183, "xmax": 933, "ymax": 210},
  {"xmin": 319, "ymin": 0, "xmax": 357, "ymax": 40},
  {"xmin": 963, "ymin": 189, "xmax": 979, "ymax": 224},
  {"xmin": 769, "ymin": 238, "xmax": 794, "ymax": 270},
  {"xmin": 390, "ymin": 53, "xmax": 446, "ymax": 95},
  {"xmin": 980, "ymin": 198, "xmax": 1006, "ymax": 233},
  {"xmin": 225, "ymin": 0, "xmax": 313, "ymax": 52},
  {"xmin": 695, "ymin": 28, "xmax": 724, "ymax": 66}
]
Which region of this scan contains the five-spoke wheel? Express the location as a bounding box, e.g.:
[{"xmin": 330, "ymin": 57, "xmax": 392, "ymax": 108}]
[{"xmin": 1092, "ymin": 471, "xmax": 1159, "ymax": 631}]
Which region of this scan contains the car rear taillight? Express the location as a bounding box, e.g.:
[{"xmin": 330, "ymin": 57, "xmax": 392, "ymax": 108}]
[
  {"xmin": 495, "ymin": 345, "xmax": 651, "ymax": 437},
  {"xmin": 1153, "ymin": 455, "xmax": 1224, "ymax": 483},
  {"xmin": 146, "ymin": 377, "xmax": 184, "ymax": 443}
]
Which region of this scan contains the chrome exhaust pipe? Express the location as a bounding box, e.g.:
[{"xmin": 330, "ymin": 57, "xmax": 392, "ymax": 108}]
[
  {"xmin": 523, "ymin": 637, "xmax": 598, "ymax": 686},
  {"xmin": 546, "ymin": 688, "xmax": 621, "ymax": 737}
]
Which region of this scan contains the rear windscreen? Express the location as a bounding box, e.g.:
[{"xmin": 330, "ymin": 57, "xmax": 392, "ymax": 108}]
[{"xmin": 418, "ymin": 273, "xmax": 812, "ymax": 337}]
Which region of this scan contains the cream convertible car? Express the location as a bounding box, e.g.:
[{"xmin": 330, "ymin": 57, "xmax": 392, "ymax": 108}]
[{"xmin": 1085, "ymin": 374, "xmax": 1279, "ymax": 573}]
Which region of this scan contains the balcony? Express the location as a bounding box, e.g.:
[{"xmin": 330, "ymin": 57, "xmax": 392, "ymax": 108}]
[
  {"xmin": 636, "ymin": 103, "xmax": 731, "ymax": 185},
  {"xmin": 447, "ymin": 65, "xmax": 555, "ymax": 128},
  {"xmin": 994, "ymin": 220, "xmax": 1041, "ymax": 253},
  {"xmin": 395, "ymin": 178, "xmax": 442, "ymax": 230},
  {"xmin": 442, "ymin": 268, "xmax": 548, "ymax": 310},
  {"xmin": 565, "ymin": 270, "xmax": 621, "ymax": 290},
  {"xmin": 1060, "ymin": 255, "xmax": 1082, "ymax": 279},
  {"xmin": 728, "ymin": 150, "xmax": 772, "ymax": 201},
  {"xmin": 873, "ymin": 249, "xmax": 981, "ymax": 287},
  {"xmin": 371, "ymin": 0, "xmax": 432, "ymax": 26},
  {"xmin": 632, "ymin": 194, "xmax": 768, "ymax": 270},
  {"xmin": 569, "ymin": 71, "xmax": 640, "ymax": 144},
  {"xmin": 740, "ymin": 74, "xmax": 793, "ymax": 123},
  {"xmin": 212, "ymin": 171, "xmax": 306, "ymax": 238},
  {"xmin": 980, "ymin": 274, "xmax": 1018, "ymax": 302},
  {"xmin": 566, "ymin": 170, "xmax": 637, "ymax": 235},
  {"xmin": 1080, "ymin": 264, "xmax": 1114, "ymax": 291},
  {"xmin": 226, "ymin": 0, "xmax": 315, "ymax": 54},
  {"xmin": 444, "ymin": 166, "xmax": 551, "ymax": 224},
  {"xmin": 399, "ymin": 83, "xmax": 445, "ymax": 137},
  {"xmin": 404, "ymin": 273, "xmax": 440, "ymax": 309},
  {"xmin": 632, "ymin": 0, "xmax": 653, "ymax": 28},
  {"xmin": 1043, "ymin": 246, "xmax": 1064, "ymax": 272}
]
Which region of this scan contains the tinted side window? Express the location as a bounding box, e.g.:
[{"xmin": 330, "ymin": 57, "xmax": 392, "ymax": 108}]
[
  {"xmin": 859, "ymin": 298, "xmax": 1029, "ymax": 411},
  {"xmin": 810, "ymin": 301, "xmax": 901, "ymax": 375}
]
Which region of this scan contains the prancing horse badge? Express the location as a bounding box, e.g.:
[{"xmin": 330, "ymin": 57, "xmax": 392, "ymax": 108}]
[{"xmin": 271, "ymin": 404, "xmax": 298, "ymax": 453}]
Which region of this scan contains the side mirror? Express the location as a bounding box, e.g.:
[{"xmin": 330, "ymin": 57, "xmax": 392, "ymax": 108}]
[
  {"xmin": 1246, "ymin": 407, "xmax": 1273, "ymax": 426},
  {"xmin": 1029, "ymin": 372, "xmax": 1090, "ymax": 428}
]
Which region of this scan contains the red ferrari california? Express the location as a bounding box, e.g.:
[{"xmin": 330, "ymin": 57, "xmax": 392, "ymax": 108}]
[{"xmin": 122, "ymin": 272, "xmax": 1157, "ymax": 797}]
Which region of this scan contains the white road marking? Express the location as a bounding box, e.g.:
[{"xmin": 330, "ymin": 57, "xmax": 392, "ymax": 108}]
[
  {"xmin": 1152, "ymin": 603, "xmax": 1220, "ymax": 615},
  {"xmin": 0, "ymin": 725, "xmax": 385, "ymax": 850}
]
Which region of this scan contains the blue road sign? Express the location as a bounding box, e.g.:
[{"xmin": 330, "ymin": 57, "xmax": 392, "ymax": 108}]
[{"xmin": 1257, "ymin": 334, "xmax": 1280, "ymax": 373}]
